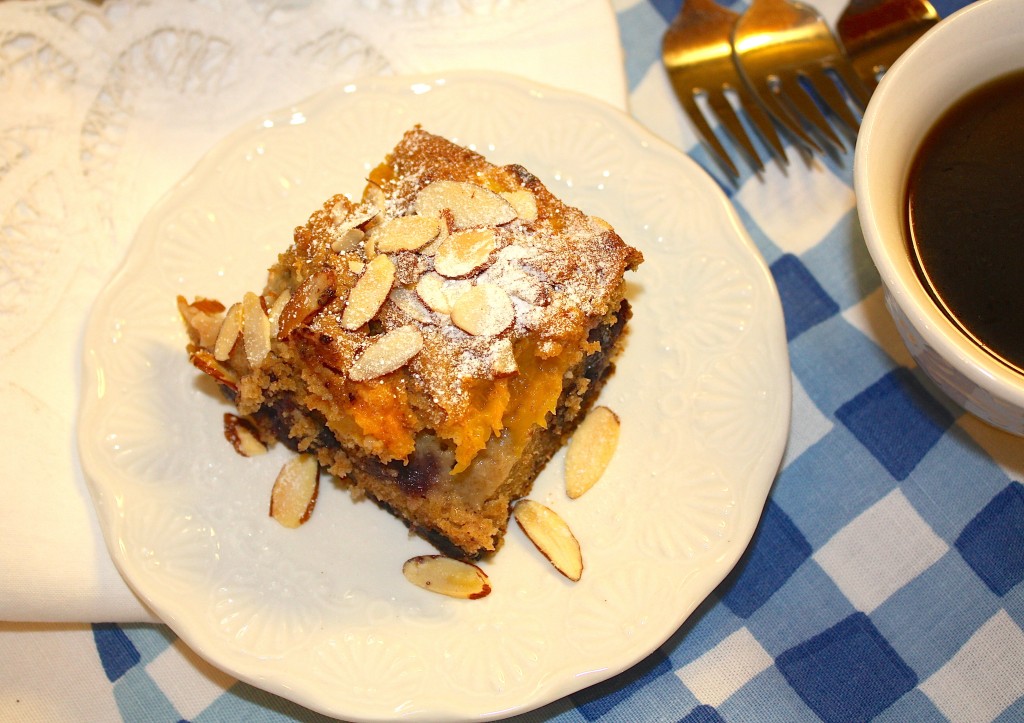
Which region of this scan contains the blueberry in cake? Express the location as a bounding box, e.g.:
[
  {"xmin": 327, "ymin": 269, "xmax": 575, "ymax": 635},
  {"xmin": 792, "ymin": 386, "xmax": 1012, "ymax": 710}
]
[{"xmin": 179, "ymin": 127, "xmax": 642, "ymax": 559}]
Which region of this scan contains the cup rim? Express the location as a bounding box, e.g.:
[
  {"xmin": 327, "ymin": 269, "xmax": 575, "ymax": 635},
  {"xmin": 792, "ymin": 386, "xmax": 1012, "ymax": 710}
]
[{"xmin": 855, "ymin": 0, "xmax": 1024, "ymax": 411}]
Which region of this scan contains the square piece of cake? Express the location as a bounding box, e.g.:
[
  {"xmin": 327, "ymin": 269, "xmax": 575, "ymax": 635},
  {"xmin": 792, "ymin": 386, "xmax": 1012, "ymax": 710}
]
[{"xmin": 180, "ymin": 127, "xmax": 642, "ymax": 559}]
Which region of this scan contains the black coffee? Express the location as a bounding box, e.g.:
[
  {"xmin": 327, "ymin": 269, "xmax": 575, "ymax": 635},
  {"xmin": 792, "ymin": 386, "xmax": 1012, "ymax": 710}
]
[{"xmin": 905, "ymin": 69, "xmax": 1024, "ymax": 373}]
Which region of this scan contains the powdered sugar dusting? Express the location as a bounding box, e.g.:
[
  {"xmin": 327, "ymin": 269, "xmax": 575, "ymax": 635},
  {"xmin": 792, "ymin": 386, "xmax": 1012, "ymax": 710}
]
[{"xmin": 283, "ymin": 127, "xmax": 642, "ymax": 414}]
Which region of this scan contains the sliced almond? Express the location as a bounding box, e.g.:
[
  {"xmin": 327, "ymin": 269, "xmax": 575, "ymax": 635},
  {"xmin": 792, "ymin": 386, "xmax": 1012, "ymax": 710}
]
[
  {"xmin": 270, "ymin": 454, "xmax": 320, "ymax": 528},
  {"xmin": 348, "ymin": 259, "xmax": 365, "ymax": 274},
  {"xmin": 362, "ymin": 181, "xmax": 386, "ymax": 214},
  {"xmin": 214, "ymin": 302, "xmax": 243, "ymax": 361},
  {"xmin": 450, "ymin": 283, "xmax": 514, "ymax": 337},
  {"xmin": 331, "ymin": 227, "xmax": 365, "ymax": 253},
  {"xmin": 337, "ymin": 208, "xmax": 377, "ymax": 232},
  {"xmin": 278, "ymin": 268, "xmax": 336, "ymax": 339},
  {"xmin": 490, "ymin": 338, "xmax": 518, "ymax": 377},
  {"xmin": 242, "ymin": 291, "xmax": 272, "ymax": 368},
  {"xmin": 223, "ymin": 413, "xmax": 267, "ymax": 457},
  {"xmin": 189, "ymin": 348, "xmax": 238, "ymax": 391},
  {"xmin": 433, "ymin": 228, "xmax": 498, "ymax": 278},
  {"xmin": 266, "ymin": 289, "xmax": 291, "ymax": 337},
  {"xmin": 500, "ymin": 189, "xmax": 538, "ymax": 222},
  {"xmin": 507, "ymin": 271, "xmax": 551, "ymax": 306},
  {"xmin": 389, "ymin": 287, "xmax": 434, "ymax": 324},
  {"xmin": 513, "ymin": 499, "xmax": 583, "ymax": 582},
  {"xmin": 415, "ymin": 272, "xmax": 468, "ymax": 314},
  {"xmin": 187, "ymin": 297, "xmax": 226, "ymax": 315},
  {"xmin": 419, "ymin": 208, "xmax": 453, "ymax": 257},
  {"xmin": 414, "ymin": 180, "xmax": 517, "ymax": 229},
  {"xmin": 373, "ymin": 216, "xmax": 442, "ymax": 253},
  {"xmin": 402, "ymin": 555, "xmax": 492, "ymax": 599},
  {"xmin": 177, "ymin": 296, "xmax": 225, "ymax": 349},
  {"xmin": 565, "ymin": 406, "xmax": 620, "ymax": 499},
  {"xmin": 349, "ymin": 324, "xmax": 423, "ymax": 382},
  {"xmin": 341, "ymin": 254, "xmax": 395, "ymax": 330}
]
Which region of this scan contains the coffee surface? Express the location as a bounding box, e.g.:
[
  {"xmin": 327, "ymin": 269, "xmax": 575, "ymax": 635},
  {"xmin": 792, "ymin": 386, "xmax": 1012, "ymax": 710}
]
[{"xmin": 906, "ymin": 69, "xmax": 1024, "ymax": 372}]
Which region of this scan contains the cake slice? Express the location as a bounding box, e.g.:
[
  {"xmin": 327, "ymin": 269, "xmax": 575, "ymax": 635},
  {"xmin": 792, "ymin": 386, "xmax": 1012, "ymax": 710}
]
[{"xmin": 179, "ymin": 127, "xmax": 642, "ymax": 559}]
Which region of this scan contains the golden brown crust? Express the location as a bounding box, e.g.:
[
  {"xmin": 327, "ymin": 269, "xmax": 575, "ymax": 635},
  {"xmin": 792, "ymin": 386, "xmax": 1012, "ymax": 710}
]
[{"xmin": 181, "ymin": 127, "xmax": 642, "ymax": 558}]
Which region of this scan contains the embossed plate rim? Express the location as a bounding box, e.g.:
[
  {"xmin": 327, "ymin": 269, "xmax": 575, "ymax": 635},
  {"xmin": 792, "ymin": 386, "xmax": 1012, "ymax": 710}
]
[{"xmin": 79, "ymin": 71, "xmax": 790, "ymax": 721}]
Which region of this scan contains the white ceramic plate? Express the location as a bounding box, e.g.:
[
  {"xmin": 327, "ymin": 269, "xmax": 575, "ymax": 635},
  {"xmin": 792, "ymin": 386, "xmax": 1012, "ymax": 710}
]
[{"xmin": 79, "ymin": 72, "xmax": 790, "ymax": 722}]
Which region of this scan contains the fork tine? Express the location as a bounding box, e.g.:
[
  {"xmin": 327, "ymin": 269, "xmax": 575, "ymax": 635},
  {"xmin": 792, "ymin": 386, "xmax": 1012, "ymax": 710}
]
[
  {"xmin": 777, "ymin": 71, "xmax": 847, "ymax": 150},
  {"xmin": 742, "ymin": 74, "xmax": 826, "ymax": 155},
  {"xmin": 663, "ymin": 0, "xmax": 778, "ymax": 179},
  {"xmin": 676, "ymin": 90, "xmax": 743, "ymax": 179},
  {"xmin": 831, "ymin": 61, "xmax": 872, "ymax": 108},
  {"xmin": 705, "ymin": 89, "xmax": 768, "ymax": 173},
  {"xmin": 731, "ymin": 82, "xmax": 789, "ymax": 163},
  {"xmin": 806, "ymin": 66, "xmax": 861, "ymax": 133}
]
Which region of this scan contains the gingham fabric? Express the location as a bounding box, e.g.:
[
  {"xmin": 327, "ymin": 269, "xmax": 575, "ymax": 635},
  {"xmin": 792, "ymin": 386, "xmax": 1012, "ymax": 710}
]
[{"xmin": 17, "ymin": 0, "xmax": 1024, "ymax": 720}]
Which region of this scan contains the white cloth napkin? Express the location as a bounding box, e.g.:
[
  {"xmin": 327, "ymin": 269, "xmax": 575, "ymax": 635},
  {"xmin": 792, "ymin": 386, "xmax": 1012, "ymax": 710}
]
[{"xmin": 0, "ymin": 0, "xmax": 627, "ymax": 623}]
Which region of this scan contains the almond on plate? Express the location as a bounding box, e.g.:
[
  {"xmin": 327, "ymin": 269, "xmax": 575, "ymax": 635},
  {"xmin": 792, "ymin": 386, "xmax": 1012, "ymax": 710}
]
[
  {"xmin": 269, "ymin": 454, "xmax": 320, "ymax": 528},
  {"xmin": 402, "ymin": 555, "xmax": 492, "ymax": 599},
  {"xmin": 223, "ymin": 413, "xmax": 267, "ymax": 457},
  {"xmin": 565, "ymin": 406, "xmax": 620, "ymax": 499},
  {"xmin": 513, "ymin": 499, "xmax": 583, "ymax": 582}
]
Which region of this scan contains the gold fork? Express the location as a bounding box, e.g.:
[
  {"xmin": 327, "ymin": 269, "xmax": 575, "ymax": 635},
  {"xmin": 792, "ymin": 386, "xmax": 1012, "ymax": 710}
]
[
  {"xmin": 732, "ymin": 0, "xmax": 871, "ymax": 154},
  {"xmin": 662, "ymin": 0, "xmax": 788, "ymax": 180},
  {"xmin": 836, "ymin": 0, "xmax": 939, "ymax": 91}
]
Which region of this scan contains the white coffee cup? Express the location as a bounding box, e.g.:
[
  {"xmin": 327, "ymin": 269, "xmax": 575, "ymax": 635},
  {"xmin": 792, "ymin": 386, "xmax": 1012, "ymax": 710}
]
[{"xmin": 855, "ymin": 0, "xmax": 1024, "ymax": 435}]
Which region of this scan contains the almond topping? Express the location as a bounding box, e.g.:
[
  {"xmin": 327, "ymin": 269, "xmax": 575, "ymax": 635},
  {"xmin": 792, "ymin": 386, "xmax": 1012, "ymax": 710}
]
[
  {"xmin": 565, "ymin": 406, "xmax": 621, "ymax": 499},
  {"xmin": 189, "ymin": 348, "xmax": 238, "ymax": 391},
  {"xmin": 450, "ymin": 283, "xmax": 514, "ymax": 337},
  {"xmin": 389, "ymin": 287, "xmax": 434, "ymax": 324},
  {"xmin": 187, "ymin": 297, "xmax": 226, "ymax": 315},
  {"xmin": 433, "ymin": 228, "xmax": 498, "ymax": 278},
  {"xmin": 349, "ymin": 324, "xmax": 423, "ymax": 381},
  {"xmin": 266, "ymin": 289, "xmax": 291, "ymax": 337},
  {"xmin": 415, "ymin": 272, "xmax": 470, "ymax": 315},
  {"xmin": 223, "ymin": 413, "xmax": 267, "ymax": 457},
  {"xmin": 214, "ymin": 302, "xmax": 243, "ymax": 361},
  {"xmin": 337, "ymin": 208, "xmax": 377, "ymax": 232},
  {"xmin": 177, "ymin": 296, "xmax": 224, "ymax": 349},
  {"xmin": 513, "ymin": 499, "xmax": 583, "ymax": 582},
  {"xmin": 373, "ymin": 216, "xmax": 442, "ymax": 253},
  {"xmin": 414, "ymin": 180, "xmax": 517, "ymax": 229},
  {"xmin": 331, "ymin": 227, "xmax": 365, "ymax": 253},
  {"xmin": 402, "ymin": 555, "xmax": 492, "ymax": 599},
  {"xmin": 415, "ymin": 272, "xmax": 449, "ymax": 313},
  {"xmin": 242, "ymin": 291, "xmax": 271, "ymax": 368},
  {"xmin": 500, "ymin": 189, "xmax": 538, "ymax": 222},
  {"xmin": 490, "ymin": 338, "xmax": 518, "ymax": 377},
  {"xmin": 419, "ymin": 209, "xmax": 453, "ymax": 257},
  {"xmin": 278, "ymin": 268, "xmax": 336, "ymax": 339},
  {"xmin": 270, "ymin": 454, "xmax": 320, "ymax": 528},
  {"xmin": 362, "ymin": 181, "xmax": 386, "ymax": 213},
  {"xmin": 341, "ymin": 254, "xmax": 395, "ymax": 330}
]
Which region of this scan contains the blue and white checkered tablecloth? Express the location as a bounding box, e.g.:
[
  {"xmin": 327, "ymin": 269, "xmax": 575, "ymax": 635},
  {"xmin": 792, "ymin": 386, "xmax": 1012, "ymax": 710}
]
[{"xmin": 6, "ymin": 0, "xmax": 1024, "ymax": 721}]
